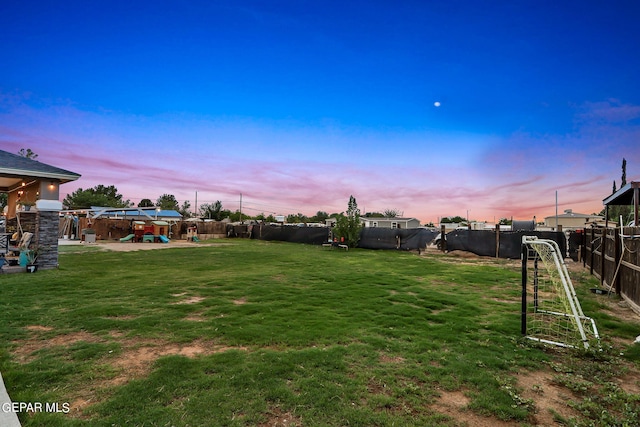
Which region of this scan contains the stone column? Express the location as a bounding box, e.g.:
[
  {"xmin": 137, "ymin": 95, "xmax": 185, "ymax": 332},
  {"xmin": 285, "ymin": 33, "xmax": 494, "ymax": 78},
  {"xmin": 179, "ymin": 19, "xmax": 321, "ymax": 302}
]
[
  {"xmin": 35, "ymin": 200, "xmax": 63, "ymax": 270},
  {"xmin": 35, "ymin": 211, "xmax": 59, "ymax": 269}
]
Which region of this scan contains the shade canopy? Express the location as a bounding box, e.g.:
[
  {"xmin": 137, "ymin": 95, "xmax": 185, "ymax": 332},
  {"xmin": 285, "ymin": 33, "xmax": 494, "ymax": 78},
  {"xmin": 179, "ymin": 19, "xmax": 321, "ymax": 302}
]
[{"xmin": 602, "ymin": 181, "xmax": 639, "ymax": 225}]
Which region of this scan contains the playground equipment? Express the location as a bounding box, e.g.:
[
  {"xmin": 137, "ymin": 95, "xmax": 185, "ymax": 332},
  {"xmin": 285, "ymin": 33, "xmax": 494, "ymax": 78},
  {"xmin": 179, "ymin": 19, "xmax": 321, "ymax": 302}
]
[
  {"xmin": 120, "ymin": 220, "xmax": 170, "ymax": 243},
  {"xmin": 133, "ymin": 221, "xmax": 146, "ymax": 242},
  {"xmin": 186, "ymin": 225, "xmax": 198, "ymax": 242}
]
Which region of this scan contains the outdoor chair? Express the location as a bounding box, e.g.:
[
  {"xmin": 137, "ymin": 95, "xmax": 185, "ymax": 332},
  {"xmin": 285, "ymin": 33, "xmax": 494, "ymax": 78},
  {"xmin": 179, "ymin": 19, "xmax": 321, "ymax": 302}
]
[{"xmin": 8, "ymin": 231, "xmax": 33, "ymax": 254}]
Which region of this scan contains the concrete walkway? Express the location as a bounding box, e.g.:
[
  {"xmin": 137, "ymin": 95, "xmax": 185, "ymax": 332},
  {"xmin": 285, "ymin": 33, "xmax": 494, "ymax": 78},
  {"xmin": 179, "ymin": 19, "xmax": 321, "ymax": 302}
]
[{"xmin": 0, "ymin": 372, "xmax": 21, "ymax": 426}]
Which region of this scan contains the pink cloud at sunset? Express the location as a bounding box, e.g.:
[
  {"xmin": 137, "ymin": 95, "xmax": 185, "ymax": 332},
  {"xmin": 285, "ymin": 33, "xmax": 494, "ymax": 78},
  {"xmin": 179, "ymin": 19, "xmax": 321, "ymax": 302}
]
[
  {"xmin": 2, "ymin": 92, "xmax": 639, "ymax": 224},
  {"xmin": 2, "ymin": 99, "xmax": 639, "ymax": 226}
]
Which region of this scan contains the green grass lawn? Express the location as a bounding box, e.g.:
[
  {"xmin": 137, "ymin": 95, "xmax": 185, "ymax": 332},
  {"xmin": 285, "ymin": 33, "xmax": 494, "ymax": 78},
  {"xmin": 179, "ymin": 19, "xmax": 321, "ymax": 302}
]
[{"xmin": 1, "ymin": 240, "xmax": 639, "ymax": 426}]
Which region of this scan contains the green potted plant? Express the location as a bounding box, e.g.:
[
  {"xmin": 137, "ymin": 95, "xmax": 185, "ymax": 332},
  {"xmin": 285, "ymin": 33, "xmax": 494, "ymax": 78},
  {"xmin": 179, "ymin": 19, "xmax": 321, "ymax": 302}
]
[{"xmin": 25, "ymin": 246, "xmax": 39, "ymax": 273}]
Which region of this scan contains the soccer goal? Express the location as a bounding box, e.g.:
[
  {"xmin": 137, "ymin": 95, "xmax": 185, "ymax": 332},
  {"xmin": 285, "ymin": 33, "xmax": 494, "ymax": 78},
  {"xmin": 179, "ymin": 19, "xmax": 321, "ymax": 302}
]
[{"xmin": 521, "ymin": 236, "xmax": 600, "ymax": 349}]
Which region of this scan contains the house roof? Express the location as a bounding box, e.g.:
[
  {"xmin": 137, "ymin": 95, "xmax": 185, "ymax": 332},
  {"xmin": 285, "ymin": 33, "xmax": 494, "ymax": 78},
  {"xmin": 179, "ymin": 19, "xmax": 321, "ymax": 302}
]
[
  {"xmin": 363, "ymin": 217, "xmax": 420, "ymax": 222},
  {"xmin": 0, "ymin": 149, "xmax": 81, "ymax": 191},
  {"xmin": 327, "ymin": 217, "xmax": 420, "ymax": 224},
  {"xmin": 543, "ymin": 211, "xmax": 602, "ymax": 220}
]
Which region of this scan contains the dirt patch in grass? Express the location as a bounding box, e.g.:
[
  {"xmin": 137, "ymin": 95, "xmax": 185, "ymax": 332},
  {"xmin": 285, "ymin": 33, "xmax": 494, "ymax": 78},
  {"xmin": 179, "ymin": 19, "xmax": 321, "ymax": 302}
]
[
  {"xmin": 172, "ymin": 296, "xmax": 206, "ymax": 305},
  {"xmin": 431, "ymin": 389, "xmax": 514, "ymax": 427},
  {"xmin": 12, "ymin": 329, "xmax": 101, "ymax": 363},
  {"xmin": 516, "ymin": 369, "xmax": 580, "ymax": 426},
  {"xmin": 184, "ymin": 312, "xmax": 207, "ymax": 322},
  {"xmin": 367, "ymin": 377, "xmax": 392, "ymax": 396},
  {"xmin": 600, "ymin": 297, "xmax": 640, "ymax": 323},
  {"xmin": 12, "ymin": 327, "xmax": 249, "ymax": 417},
  {"xmin": 64, "ymin": 338, "xmax": 248, "ymax": 417},
  {"xmin": 107, "ymin": 338, "xmax": 243, "ymax": 384},
  {"xmin": 616, "ymin": 365, "xmax": 640, "ymax": 395},
  {"xmin": 24, "ymin": 325, "xmax": 54, "ymax": 332},
  {"xmin": 488, "ymin": 297, "xmax": 519, "ymax": 304},
  {"xmin": 258, "ymin": 406, "xmax": 303, "ymax": 427},
  {"xmin": 379, "ymin": 353, "xmax": 405, "ymax": 364},
  {"xmin": 233, "ymin": 297, "xmax": 248, "ymax": 305},
  {"xmin": 71, "ymin": 338, "xmax": 248, "ymax": 416}
]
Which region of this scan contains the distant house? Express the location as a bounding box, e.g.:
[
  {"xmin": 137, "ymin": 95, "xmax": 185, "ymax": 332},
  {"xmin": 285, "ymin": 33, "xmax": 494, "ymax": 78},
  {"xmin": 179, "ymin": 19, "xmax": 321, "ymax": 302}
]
[
  {"xmin": 325, "ymin": 217, "xmax": 421, "ymax": 229},
  {"xmin": 361, "ymin": 217, "xmax": 421, "ymax": 229},
  {"xmin": 543, "ymin": 209, "xmax": 604, "ymax": 230}
]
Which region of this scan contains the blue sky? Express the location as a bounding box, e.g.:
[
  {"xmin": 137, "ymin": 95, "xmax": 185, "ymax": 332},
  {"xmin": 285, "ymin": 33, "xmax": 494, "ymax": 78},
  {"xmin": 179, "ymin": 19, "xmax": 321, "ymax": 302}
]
[{"xmin": 2, "ymin": 1, "xmax": 639, "ymax": 223}]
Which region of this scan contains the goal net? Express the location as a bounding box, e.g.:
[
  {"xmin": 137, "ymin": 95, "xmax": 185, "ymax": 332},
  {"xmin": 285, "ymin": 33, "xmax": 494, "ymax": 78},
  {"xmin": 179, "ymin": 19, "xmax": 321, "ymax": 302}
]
[{"xmin": 521, "ymin": 236, "xmax": 600, "ymax": 349}]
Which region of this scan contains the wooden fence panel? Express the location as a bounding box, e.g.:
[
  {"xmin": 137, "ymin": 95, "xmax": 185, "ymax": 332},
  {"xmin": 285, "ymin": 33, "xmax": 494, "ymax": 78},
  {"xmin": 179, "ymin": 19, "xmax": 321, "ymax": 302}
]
[
  {"xmin": 585, "ymin": 228, "xmax": 603, "ymax": 278},
  {"xmin": 619, "ymin": 227, "xmax": 640, "ymax": 307},
  {"xmin": 585, "ymin": 226, "xmax": 640, "ymax": 313},
  {"xmin": 603, "ymin": 228, "xmax": 617, "ymax": 289}
]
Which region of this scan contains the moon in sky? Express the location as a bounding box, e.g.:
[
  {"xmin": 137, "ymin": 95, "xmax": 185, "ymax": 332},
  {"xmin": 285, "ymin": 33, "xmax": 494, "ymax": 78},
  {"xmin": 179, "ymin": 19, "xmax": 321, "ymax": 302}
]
[{"xmin": 434, "ymin": 101, "xmax": 441, "ymax": 107}]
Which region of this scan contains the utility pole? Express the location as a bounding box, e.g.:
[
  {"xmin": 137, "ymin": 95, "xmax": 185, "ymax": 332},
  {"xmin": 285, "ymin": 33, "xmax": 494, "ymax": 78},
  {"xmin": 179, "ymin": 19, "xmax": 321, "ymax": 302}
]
[
  {"xmin": 555, "ymin": 191, "xmax": 558, "ymax": 231},
  {"xmin": 195, "ymin": 191, "xmax": 198, "ymax": 218},
  {"xmin": 239, "ymin": 193, "xmax": 243, "ymax": 224}
]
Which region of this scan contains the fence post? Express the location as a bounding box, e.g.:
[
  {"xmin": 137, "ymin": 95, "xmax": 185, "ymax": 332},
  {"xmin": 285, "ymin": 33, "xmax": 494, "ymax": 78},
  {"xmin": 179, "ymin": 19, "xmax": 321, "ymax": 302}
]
[
  {"xmin": 614, "ymin": 227, "xmax": 621, "ymax": 294},
  {"xmin": 600, "ymin": 227, "xmax": 607, "ymax": 288},
  {"xmin": 495, "ymin": 223, "xmax": 500, "ymax": 258},
  {"xmin": 521, "ymin": 242, "xmax": 527, "ymax": 336},
  {"xmin": 589, "ymin": 228, "xmax": 595, "ymax": 275},
  {"xmin": 440, "ymin": 225, "xmax": 447, "ymax": 253},
  {"xmin": 581, "ymin": 228, "xmax": 586, "ymax": 266}
]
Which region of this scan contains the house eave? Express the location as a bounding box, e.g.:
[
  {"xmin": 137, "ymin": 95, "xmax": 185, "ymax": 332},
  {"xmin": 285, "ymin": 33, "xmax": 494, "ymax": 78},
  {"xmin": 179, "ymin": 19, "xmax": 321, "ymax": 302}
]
[{"xmin": 0, "ymin": 167, "xmax": 81, "ymax": 183}]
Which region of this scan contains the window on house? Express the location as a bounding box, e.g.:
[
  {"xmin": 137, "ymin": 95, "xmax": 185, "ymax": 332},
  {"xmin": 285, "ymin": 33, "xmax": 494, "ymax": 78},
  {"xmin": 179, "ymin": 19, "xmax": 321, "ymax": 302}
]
[{"xmin": 391, "ymin": 222, "xmax": 397, "ymax": 229}]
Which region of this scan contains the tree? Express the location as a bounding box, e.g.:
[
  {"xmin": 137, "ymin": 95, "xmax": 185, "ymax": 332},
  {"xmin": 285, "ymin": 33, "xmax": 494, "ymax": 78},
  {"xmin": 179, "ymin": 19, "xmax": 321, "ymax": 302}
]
[
  {"xmin": 310, "ymin": 211, "xmax": 329, "ymax": 223},
  {"xmin": 179, "ymin": 200, "xmax": 192, "ymax": 218},
  {"xmin": 333, "ymin": 195, "xmax": 362, "ymax": 248},
  {"xmin": 603, "ymin": 158, "xmax": 633, "ymax": 223},
  {"xmin": 383, "ymin": 209, "xmax": 401, "ymax": 218},
  {"xmin": 0, "ymin": 193, "xmax": 7, "ymax": 211},
  {"xmin": 63, "ymin": 185, "xmax": 132, "ymax": 209},
  {"xmin": 138, "ymin": 198, "xmax": 154, "ymax": 207},
  {"xmin": 440, "ymin": 216, "xmax": 466, "ymax": 224},
  {"xmin": 364, "ymin": 212, "xmax": 385, "ymax": 218},
  {"xmin": 229, "ymin": 210, "xmax": 249, "ymax": 223},
  {"xmin": 156, "ymin": 194, "xmax": 179, "ymax": 210},
  {"xmin": 18, "ymin": 148, "xmax": 38, "ymax": 159},
  {"xmin": 286, "ymin": 213, "xmax": 309, "ymax": 224},
  {"xmin": 199, "ymin": 200, "xmax": 229, "ymax": 220}
]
